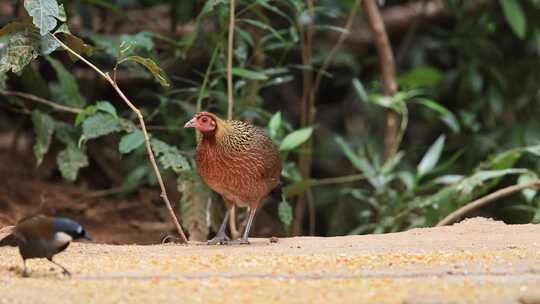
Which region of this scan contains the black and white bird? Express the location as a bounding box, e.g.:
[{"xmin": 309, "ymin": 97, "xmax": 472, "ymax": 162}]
[{"xmin": 0, "ymin": 215, "xmax": 90, "ymax": 277}]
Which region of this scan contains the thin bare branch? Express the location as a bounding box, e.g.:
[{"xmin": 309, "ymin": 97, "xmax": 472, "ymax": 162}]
[
  {"xmin": 1, "ymin": 90, "xmax": 82, "ymax": 114},
  {"xmin": 52, "ymin": 34, "xmax": 188, "ymax": 244},
  {"xmin": 363, "ymin": 0, "xmax": 400, "ymax": 163},
  {"xmin": 226, "ymin": 0, "xmax": 240, "ymax": 240},
  {"xmin": 436, "ymin": 180, "xmax": 540, "ymax": 227},
  {"xmin": 312, "ymin": 0, "xmax": 360, "ymax": 96}
]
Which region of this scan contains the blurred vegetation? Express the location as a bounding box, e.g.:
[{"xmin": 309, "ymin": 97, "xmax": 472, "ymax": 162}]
[{"xmin": 2, "ymin": 0, "xmax": 540, "ymax": 240}]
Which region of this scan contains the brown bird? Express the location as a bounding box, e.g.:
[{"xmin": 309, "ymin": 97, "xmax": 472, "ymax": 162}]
[{"xmin": 184, "ymin": 112, "xmax": 282, "ymax": 244}]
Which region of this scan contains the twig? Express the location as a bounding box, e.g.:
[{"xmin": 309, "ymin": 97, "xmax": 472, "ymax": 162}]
[
  {"xmin": 227, "ymin": 0, "xmax": 235, "ymax": 121},
  {"xmin": 226, "ymin": 0, "xmax": 240, "ymax": 240},
  {"xmin": 312, "ymin": 0, "xmax": 360, "ymax": 96},
  {"xmin": 293, "ymin": 0, "xmax": 316, "ymax": 237},
  {"xmin": 51, "ymin": 34, "xmax": 188, "ymax": 244},
  {"xmin": 363, "ymin": 0, "xmax": 400, "ymax": 163},
  {"xmin": 0, "ymin": 90, "xmax": 82, "ymax": 114},
  {"xmin": 311, "ymin": 174, "xmax": 364, "ymax": 186},
  {"xmin": 436, "ymin": 180, "xmax": 540, "ymax": 227}
]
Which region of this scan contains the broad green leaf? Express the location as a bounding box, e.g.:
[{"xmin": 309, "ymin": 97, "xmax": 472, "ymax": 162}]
[
  {"xmin": 279, "ymin": 127, "xmax": 313, "ymax": 151},
  {"xmin": 57, "ymin": 4, "xmax": 66, "ymax": 22},
  {"xmin": 352, "ymin": 78, "xmax": 368, "ymax": 103},
  {"xmin": 268, "ymin": 111, "xmax": 282, "ymax": 140},
  {"xmin": 432, "ymin": 174, "xmax": 464, "ymax": 185},
  {"xmin": 335, "ymin": 136, "xmax": 378, "ymax": 186},
  {"xmin": 499, "ymin": 0, "xmax": 527, "ymax": 39},
  {"xmin": 518, "ymin": 173, "xmax": 538, "ymax": 202},
  {"xmin": 413, "ymin": 98, "xmax": 460, "ymax": 133},
  {"xmin": 278, "ymin": 198, "xmax": 293, "ymax": 227},
  {"xmin": 46, "ymin": 56, "xmax": 86, "ymax": 107},
  {"xmin": 95, "ymin": 101, "xmax": 117, "ymax": 117},
  {"xmin": 40, "ymin": 33, "xmax": 60, "ymax": 54},
  {"xmin": 0, "ymin": 29, "xmax": 40, "ymax": 73},
  {"xmin": 57, "ymin": 144, "xmax": 88, "ymax": 181},
  {"xmin": 232, "ymin": 68, "xmax": 269, "ymax": 80},
  {"xmin": 31, "ymin": 110, "xmax": 55, "ymax": 166},
  {"xmin": 197, "ymin": 0, "xmax": 225, "ymax": 20},
  {"xmin": 119, "ymin": 128, "xmax": 145, "ymax": 154},
  {"xmin": 119, "ymin": 56, "xmax": 169, "ymax": 87},
  {"xmin": 150, "ymin": 138, "xmax": 190, "ymax": 173},
  {"xmin": 24, "ymin": 0, "xmax": 59, "ymax": 36},
  {"xmin": 399, "ymin": 66, "xmax": 442, "ymax": 88},
  {"xmin": 417, "ymin": 135, "xmax": 445, "ymax": 177},
  {"xmin": 82, "ymin": 113, "xmax": 123, "ymax": 140}
]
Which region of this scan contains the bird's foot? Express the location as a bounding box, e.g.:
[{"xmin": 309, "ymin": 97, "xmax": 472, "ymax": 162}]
[
  {"xmin": 226, "ymin": 238, "xmax": 250, "ymax": 245},
  {"xmin": 21, "ymin": 269, "xmax": 31, "ymax": 278},
  {"xmin": 207, "ymin": 234, "xmax": 230, "ymax": 245},
  {"xmin": 62, "ymin": 269, "xmax": 72, "ymax": 277}
]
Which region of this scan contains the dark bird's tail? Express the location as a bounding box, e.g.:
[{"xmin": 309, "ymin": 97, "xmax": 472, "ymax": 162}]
[{"xmin": 0, "ymin": 226, "xmax": 17, "ymax": 247}]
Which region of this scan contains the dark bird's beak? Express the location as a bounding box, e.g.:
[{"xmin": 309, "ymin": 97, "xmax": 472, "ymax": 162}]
[
  {"xmin": 83, "ymin": 234, "xmax": 92, "ymax": 241},
  {"xmin": 184, "ymin": 118, "xmax": 196, "ymax": 128}
]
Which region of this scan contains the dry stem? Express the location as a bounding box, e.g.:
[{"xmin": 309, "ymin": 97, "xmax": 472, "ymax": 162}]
[
  {"xmin": 363, "ymin": 0, "xmax": 400, "ymax": 163},
  {"xmin": 1, "ymin": 90, "xmax": 82, "ymax": 114},
  {"xmin": 436, "ymin": 180, "xmax": 540, "ymax": 226},
  {"xmin": 52, "ymin": 34, "xmax": 188, "ymax": 244},
  {"xmin": 226, "ymin": 0, "xmax": 240, "ymax": 239}
]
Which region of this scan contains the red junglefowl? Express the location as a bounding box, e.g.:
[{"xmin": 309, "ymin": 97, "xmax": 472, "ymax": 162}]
[{"xmin": 184, "ymin": 112, "xmax": 282, "ymax": 245}]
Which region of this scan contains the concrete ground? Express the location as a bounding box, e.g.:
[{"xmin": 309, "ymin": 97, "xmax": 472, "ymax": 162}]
[{"xmin": 1, "ymin": 217, "xmax": 540, "ymax": 303}]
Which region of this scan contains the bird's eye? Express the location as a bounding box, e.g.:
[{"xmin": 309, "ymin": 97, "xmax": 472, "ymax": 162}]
[{"xmin": 201, "ymin": 117, "xmax": 208, "ymax": 123}]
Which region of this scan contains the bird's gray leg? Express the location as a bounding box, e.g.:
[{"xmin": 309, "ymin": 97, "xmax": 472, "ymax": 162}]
[
  {"xmin": 47, "ymin": 258, "xmax": 71, "ymax": 277},
  {"xmin": 229, "ymin": 207, "xmax": 257, "ymax": 245},
  {"xmin": 207, "ymin": 209, "xmax": 230, "ymax": 245},
  {"xmin": 21, "ymin": 259, "xmax": 30, "ymax": 278}
]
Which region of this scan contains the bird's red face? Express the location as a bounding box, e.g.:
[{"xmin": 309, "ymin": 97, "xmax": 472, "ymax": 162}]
[{"xmin": 184, "ymin": 113, "xmax": 217, "ymax": 133}]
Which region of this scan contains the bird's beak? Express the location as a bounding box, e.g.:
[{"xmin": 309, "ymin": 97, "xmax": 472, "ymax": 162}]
[
  {"xmin": 83, "ymin": 234, "xmax": 92, "ymax": 241},
  {"xmin": 184, "ymin": 118, "xmax": 196, "ymax": 128}
]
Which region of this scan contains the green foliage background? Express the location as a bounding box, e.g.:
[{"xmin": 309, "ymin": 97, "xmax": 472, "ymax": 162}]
[{"xmin": 2, "ymin": 0, "xmax": 540, "ymax": 239}]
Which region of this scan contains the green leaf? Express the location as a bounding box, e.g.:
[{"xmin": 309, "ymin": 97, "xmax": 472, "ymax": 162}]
[
  {"xmin": 40, "ymin": 33, "xmax": 60, "ymax": 55},
  {"xmin": 232, "ymin": 68, "xmax": 269, "ymax": 80},
  {"xmin": 95, "ymin": 101, "xmax": 117, "ymax": 117},
  {"xmin": 499, "ymin": 0, "xmax": 527, "ymax": 39},
  {"xmin": 197, "ymin": 0, "xmax": 226, "ymax": 20},
  {"xmin": 417, "ymin": 135, "xmax": 446, "ymax": 177},
  {"xmin": 518, "ymin": 173, "xmax": 538, "ymax": 202},
  {"xmin": 119, "ymin": 55, "xmax": 169, "ymax": 87},
  {"xmin": 413, "ymin": 98, "xmax": 460, "ymax": 133},
  {"xmin": 398, "ymin": 66, "xmax": 442, "ymax": 88},
  {"xmin": 23, "ymin": 0, "xmax": 60, "ymax": 36},
  {"xmin": 352, "ymin": 78, "xmax": 368, "ymax": 103},
  {"xmin": 57, "ymin": 144, "xmax": 88, "ymax": 181},
  {"xmin": 0, "ymin": 29, "xmax": 40, "ymax": 73},
  {"xmin": 150, "ymin": 138, "xmax": 190, "ymax": 173},
  {"xmin": 268, "ymin": 111, "xmax": 282, "ymax": 140},
  {"xmin": 46, "ymin": 56, "xmax": 86, "ymax": 107},
  {"xmin": 31, "ymin": 110, "xmax": 55, "ymax": 166},
  {"xmin": 82, "ymin": 113, "xmax": 123, "ymax": 140},
  {"xmin": 335, "ymin": 136, "xmax": 379, "ymax": 187},
  {"xmin": 279, "ymin": 127, "xmax": 313, "ymax": 151},
  {"xmin": 119, "ymin": 128, "xmax": 145, "ymax": 154},
  {"xmin": 278, "ymin": 197, "xmax": 293, "ymax": 227}
]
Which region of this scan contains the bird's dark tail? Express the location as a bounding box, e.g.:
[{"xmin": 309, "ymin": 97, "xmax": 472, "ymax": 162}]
[{"xmin": 0, "ymin": 226, "xmax": 17, "ymax": 247}]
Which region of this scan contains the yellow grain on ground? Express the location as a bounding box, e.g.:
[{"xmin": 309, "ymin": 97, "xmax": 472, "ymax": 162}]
[{"xmin": 1, "ymin": 218, "xmax": 540, "ymax": 303}]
